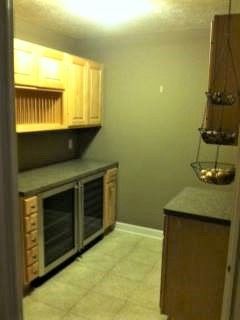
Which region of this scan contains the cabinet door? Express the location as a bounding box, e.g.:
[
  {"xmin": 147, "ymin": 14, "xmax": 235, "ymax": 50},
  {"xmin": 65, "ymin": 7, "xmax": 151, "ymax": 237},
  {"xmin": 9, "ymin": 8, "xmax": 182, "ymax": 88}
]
[
  {"xmin": 68, "ymin": 56, "xmax": 88, "ymax": 126},
  {"xmin": 160, "ymin": 214, "xmax": 229, "ymax": 320},
  {"xmin": 88, "ymin": 61, "xmax": 103, "ymax": 125},
  {"xmin": 38, "ymin": 47, "xmax": 65, "ymax": 89},
  {"xmin": 14, "ymin": 39, "xmax": 38, "ymax": 86},
  {"xmin": 104, "ymin": 174, "xmax": 117, "ymax": 230}
]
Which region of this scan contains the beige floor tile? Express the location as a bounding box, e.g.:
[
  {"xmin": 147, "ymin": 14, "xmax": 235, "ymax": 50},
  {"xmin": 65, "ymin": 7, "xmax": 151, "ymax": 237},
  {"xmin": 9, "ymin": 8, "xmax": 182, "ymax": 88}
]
[
  {"xmin": 23, "ymin": 299, "xmax": 66, "ymax": 320},
  {"xmin": 153, "ymin": 259, "xmax": 162, "ymax": 270},
  {"xmin": 145, "ymin": 271, "xmax": 161, "ymax": 290},
  {"xmin": 79, "ymin": 252, "xmax": 117, "ymax": 272},
  {"xmin": 106, "ymin": 232, "xmax": 144, "ymax": 246},
  {"xmin": 89, "ymin": 237, "xmax": 138, "ymax": 259},
  {"xmin": 54, "ymin": 263, "xmax": 106, "ymax": 290},
  {"xmin": 111, "ymin": 259, "xmax": 154, "ymax": 281},
  {"xmin": 104, "ymin": 230, "xmax": 143, "ymax": 244},
  {"xmin": 107, "ymin": 244, "xmax": 137, "ymax": 260},
  {"xmin": 71, "ymin": 292, "xmax": 126, "ymax": 320},
  {"xmin": 93, "ymin": 273, "xmax": 140, "ymax": 299},
  {"xmin": 82, "ymin": 248, "xmax": 122, "ymax": 264},
  {"xmin": 113, "ymin": 303, "xmax": 166, "ymax": 320},
  {"xmin": 127, "ymin": 246, "xmax": 160, "ymax": 267},
  {"xmin": 128, "ymin": 283, "xmax": 160, "ymax": 310},
  {"xmin": 136, "ymin": 237, "xmax": 163, "ymax": 253},
  {"xmin": 89, "ymin": 239, "xmax": 122, "ymax": 255},
  {"xmin": 29, "ymin": 279, "xmax": 89, "ymax": 312},
  {"xmin": 61, "ymin": 313, "xmax": 89, "ymax": 320}
]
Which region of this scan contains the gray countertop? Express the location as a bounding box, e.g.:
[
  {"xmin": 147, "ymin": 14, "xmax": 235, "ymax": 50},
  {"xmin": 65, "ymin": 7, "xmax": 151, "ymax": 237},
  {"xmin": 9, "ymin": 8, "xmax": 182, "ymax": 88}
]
[
  {"xmin": 18, "ymin": 159, "xmax": 118, "ymax": 196},
  {"xmin": 164, "ymin": 187, "xmax": 234, "ymax": 224}
]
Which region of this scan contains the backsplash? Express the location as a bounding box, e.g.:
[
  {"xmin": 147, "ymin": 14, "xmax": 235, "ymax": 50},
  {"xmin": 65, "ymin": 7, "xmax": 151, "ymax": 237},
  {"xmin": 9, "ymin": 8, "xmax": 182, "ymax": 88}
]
[{"xmin": 18, "ymin": 128, "xmax": 99, "ymax": 172}]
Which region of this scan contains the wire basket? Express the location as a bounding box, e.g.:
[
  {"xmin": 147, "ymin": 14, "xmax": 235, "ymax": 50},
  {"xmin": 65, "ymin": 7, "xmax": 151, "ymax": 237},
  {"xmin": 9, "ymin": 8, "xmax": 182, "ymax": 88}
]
[
  {"xmin": 206, "ymin": 91, "xmax": 236, "ymax": 106},
  {"xmin": 199, "ymin": 128, "xmax": 237, "ymax": 145},
  {"xmin": 191, "ymin": 161, "xmax": 235, "ymax": 185}
]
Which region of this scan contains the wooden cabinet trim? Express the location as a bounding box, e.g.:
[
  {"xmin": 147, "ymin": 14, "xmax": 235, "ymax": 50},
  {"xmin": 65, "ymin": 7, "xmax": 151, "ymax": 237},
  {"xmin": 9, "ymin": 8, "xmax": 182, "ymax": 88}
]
[
  {"xmin": 21, "ymin": 195, "xmax": 40, "ymax": 285},
  {"xmin": 26, "ymin": 262, "xmax": 39, "ymax": 283},
  {"xmin": 39, "ymin": 47, "xmax": 64, "ymax": 60},
  {"xmin": 24, "ymin": 213, "xmax": 38, "ymax": 233},
  {"xmin": 160, "ymin": 215, "xmax": 169, "ymax": 312},
  {"xmin": 25, "ymin": 230, "xmax": 38, "ymax": 250},
  {"xmin": 23, "ymin": 196, "xmax": 38, "ymax": 216},
  {"xmin": 26, "ymin": 246, "xmax": 38, "ymax": 266},
  {"xmin": 105, "ymin": 168, "xmax": 118, "ymax": 183},
  {"xmin": 104, "ymin": 168, "xmax": 118, "ymax": 230}
]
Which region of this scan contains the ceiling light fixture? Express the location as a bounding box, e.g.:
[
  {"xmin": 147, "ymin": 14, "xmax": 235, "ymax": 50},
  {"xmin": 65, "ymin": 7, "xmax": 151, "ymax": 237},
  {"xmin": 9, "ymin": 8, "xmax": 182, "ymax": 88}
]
[{"xmin": 62, "ymin": 0, "xmax": 155, "ymax": 27}]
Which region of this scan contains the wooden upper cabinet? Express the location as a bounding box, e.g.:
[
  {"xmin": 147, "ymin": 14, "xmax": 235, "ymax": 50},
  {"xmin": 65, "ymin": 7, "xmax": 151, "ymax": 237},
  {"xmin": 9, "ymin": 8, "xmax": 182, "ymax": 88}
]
[
  {"xmin": 67, "ymin": 56, "xmax": 88, "ymax": 126},
  {"xmin": 38, "ymin": 48, "xmax": 65, "ymax": 89},
  {"xmin": 13, "ymin": 38, "xmax": 104, "ymax": 131},
  {"xmin": 14, "ymin": 39, "xmax": 38, "ymax": 87},
  {"xmin": 14, "ymin": 38, "xmax": 66, "ymax": 90},
  {"xmin": 88, "ymin": 60, "xmax": 103, "ymax": 125}
]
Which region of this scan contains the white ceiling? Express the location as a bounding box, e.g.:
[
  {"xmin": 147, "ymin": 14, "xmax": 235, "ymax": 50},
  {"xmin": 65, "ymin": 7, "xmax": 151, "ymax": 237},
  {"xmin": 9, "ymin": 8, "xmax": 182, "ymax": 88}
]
[{"xmin": 14, "ymin": 0, "xmax": 239, "ymax": 40}]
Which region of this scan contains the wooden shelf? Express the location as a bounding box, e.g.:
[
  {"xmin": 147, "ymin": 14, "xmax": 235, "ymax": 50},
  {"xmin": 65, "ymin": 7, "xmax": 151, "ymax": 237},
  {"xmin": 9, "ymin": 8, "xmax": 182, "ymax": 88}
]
[{"xmin": 15, "ymin": 87, "xmax": 66, "ymax": 132}]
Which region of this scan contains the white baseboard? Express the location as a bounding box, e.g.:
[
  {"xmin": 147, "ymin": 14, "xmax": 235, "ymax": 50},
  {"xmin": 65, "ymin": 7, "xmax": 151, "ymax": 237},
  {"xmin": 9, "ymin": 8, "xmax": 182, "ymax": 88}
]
[{"xmin": 116, "ymin": 222, "xmax": 163, "ymax": 240}]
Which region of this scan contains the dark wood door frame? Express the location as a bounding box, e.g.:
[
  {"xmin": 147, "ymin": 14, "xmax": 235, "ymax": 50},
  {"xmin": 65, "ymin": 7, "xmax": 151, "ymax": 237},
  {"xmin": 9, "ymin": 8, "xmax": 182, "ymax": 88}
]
[{"xmin": 0, "ymin": 1, "xmax": 23, "ymax": 319}]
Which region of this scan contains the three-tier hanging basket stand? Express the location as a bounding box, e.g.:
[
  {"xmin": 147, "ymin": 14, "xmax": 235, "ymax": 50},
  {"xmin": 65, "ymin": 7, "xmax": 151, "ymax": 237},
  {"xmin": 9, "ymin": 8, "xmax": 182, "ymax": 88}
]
[{"xmin": 191, "ymin": 0, "xmax": 238, "ymax": 185}]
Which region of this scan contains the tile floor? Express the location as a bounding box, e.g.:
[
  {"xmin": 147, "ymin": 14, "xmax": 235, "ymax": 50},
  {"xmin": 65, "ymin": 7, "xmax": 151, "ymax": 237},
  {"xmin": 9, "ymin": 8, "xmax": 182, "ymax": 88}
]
[{"xmin": 23, "ymin": 230, "xmax": 167, "ymax": 320}]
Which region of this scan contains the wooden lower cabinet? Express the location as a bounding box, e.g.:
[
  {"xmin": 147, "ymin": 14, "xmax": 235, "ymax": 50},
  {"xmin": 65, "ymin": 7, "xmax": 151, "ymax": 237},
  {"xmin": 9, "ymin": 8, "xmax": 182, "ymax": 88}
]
[
  {"xmin": 160, "ymin": 214, "xmax": 230, "ymax": 320},
  {"xmin": 104, "ymin": 167, "xmax": 118, "ymax": 230},
  {"xmin": 21, "ymin": 196, "xmax": 39, "ymax": 285}
]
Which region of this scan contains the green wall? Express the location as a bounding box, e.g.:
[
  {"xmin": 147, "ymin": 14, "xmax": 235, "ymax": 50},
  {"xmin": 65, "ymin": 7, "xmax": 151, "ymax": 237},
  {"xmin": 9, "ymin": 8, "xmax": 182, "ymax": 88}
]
[{"xmin": 77, "ymin": 32, "xmax": 236, "ymax": 229}]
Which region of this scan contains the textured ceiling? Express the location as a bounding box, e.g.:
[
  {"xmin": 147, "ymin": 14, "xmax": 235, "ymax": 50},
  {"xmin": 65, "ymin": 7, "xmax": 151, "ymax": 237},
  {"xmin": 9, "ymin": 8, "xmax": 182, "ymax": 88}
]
[{"xmin": 14, "ymin": 0, "xmax": 239, "ymax": 39}]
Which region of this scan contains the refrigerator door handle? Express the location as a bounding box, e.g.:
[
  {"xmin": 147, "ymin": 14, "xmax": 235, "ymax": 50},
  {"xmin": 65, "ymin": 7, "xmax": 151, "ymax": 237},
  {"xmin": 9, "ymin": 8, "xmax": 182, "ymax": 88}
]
[{"xmin": 78, "ymin": 183, "xmax": 84, "ymax": 250}]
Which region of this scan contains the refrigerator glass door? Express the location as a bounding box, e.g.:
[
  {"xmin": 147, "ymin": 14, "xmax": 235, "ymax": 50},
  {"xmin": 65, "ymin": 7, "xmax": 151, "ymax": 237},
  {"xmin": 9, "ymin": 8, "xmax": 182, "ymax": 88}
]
[
  {"xmin": 39, "ymin": 183, "xmax": 78, "ymax": 275},
  {"xmin": 80, "ymin": 173, "xmax": 104, "ymax": 246}
]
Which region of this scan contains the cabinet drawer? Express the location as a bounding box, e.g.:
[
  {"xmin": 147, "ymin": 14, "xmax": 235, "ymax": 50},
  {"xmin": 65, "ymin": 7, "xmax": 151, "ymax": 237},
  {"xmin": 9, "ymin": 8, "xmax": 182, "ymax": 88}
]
[
  {"xmin": 105, "ymin": 168, "xmax": 118, "ymax": 183},
  {"xmin": 26, "ymin": 246, "xmax": 38, "ymax": 266},
  {"xmin": 27, "ymin": 262, "xmax": 39, "ymax": 282},
  {"xmin": 24, "ymin": 197, "xmax": 38, "ymax": 215},
  {"xmin": 24, "ymin": 213, "xmax": 38, "ymax": 233},
  {"xmin": 25, "ymin": 230, "xmax": 38, "ymax": 249}
]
